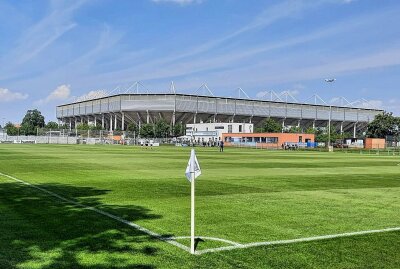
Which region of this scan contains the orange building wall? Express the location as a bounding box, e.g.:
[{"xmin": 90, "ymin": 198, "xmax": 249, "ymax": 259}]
[
  {"xmin": 222, "ymin": 133, "xmax": 315, "ymax": 148},
  {"xmin": 365, "ymin": 138, "xmax": 385, "ymax": 149}
]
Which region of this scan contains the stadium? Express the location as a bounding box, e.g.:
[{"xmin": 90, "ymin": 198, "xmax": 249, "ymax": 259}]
[{"xmin": 56, "ymin": 90, "xmax": 383, "ymax": 137}]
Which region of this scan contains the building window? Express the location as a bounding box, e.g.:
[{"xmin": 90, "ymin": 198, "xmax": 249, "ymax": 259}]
[
  {"xmin": 215, "ymin": 126, "xmax": 224, "ymax": 130},
  {"xmin": 239, "ymin": 125, "xmax": 242, "ymax": 132},
  {"xmin": 228, "ymin": 125, "xmax": 232, "ymax": 133},
  {"xmin": 299, "ymin": 136, "xmax": 303, "ymax": 143},
  {"xmin": 266, "ymin": 137, "xmax": 278, "ymax": 143}
]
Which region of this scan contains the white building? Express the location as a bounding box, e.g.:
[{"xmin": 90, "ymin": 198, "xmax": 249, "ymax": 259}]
[{"xmin": 185, "ymin": 122, "xmax": 253, "ymax": 143}]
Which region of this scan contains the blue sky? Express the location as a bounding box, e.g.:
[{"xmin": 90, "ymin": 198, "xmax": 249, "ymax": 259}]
[{"xmin": 1, "ymin": 0, "xmax": 400, "ymax": 123}]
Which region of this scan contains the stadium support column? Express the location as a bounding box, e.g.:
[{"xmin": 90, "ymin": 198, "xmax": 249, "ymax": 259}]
[
  {"xmin": 121, "ymin": 112, "xmax": 125, "ymax": 131},
  {"xmin": 146, "ymin": 110, "xmax": 150, "ymax": 124},
  {"xmin": 114, "ymin": 114, "xmax": 117, "ymax": 130},
  {"xmin": 69, "ymin": 118, "xmax": 72, "ymax": 131},
  {"xmin": 102, "ymin": 114, "xmax": 105, "ymax": 129},
  {"xmin": 282, "ymin": 119, "xmax": 285, "ymax": 133},
  {"xmin": 214, "ymin": 98, "xmax": 218, "ymax": 123},
  {"xmin": 137, "ymin": 112, "xmax": 142, "ymax": 135},
  {"xmin": 340, "ymin": 122, "xmax": 343, "ymax": 135},
  {"xmin": 94, "ymin": 116, "xmax": 97, "ymax": 127},
  {"xmin": 173, "ymin": 93, "xmax": 177, "ymax": 128},
  {"xmin": 74, "ymin": 118, "xmax": 77, "ymax": 129},
  {"xmin": 172, "ymin": 112, "xmax": 176, "ymax": 127},
  {"xmin": 353, "ymin": 123, "xmax": 357, "ymax": 138},
  {"xmin": 328, "ymin": 105, "xmax": 332, "ymax": 148},
  {"xmin": 110, "ymin": 114, "xmax": 113, "ymax": 131}
]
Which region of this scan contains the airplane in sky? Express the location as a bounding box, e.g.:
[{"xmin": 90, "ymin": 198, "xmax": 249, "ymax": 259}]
[{"xmin": 325, "ymin": 78, "xmax": 336, "ymax": 82}]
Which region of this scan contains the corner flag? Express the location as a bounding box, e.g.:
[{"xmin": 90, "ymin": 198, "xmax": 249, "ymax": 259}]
[
  {"xmin": 185, "ymin": 149, "xmax": 201, "ymax": 254},
  {"xmin": 185, "ymin": 149, "xmax": 201, "ymax": 182}
]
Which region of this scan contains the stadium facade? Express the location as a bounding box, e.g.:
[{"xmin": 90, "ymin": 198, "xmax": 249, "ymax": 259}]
[{"xmin": 56, "ymin": 93, "xmax": 383, "ymax": 136}]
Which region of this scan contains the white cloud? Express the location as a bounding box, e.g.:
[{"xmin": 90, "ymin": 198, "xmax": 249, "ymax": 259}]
[
  {"xmin": 37, "ymin": 84, "xmax": 71, "ymax": 104},
  {"xmin": 0, "ymin": 88, "xmax": 28, "ymax": 102},
  {"xmin": 349, "ymin": 99, "xmax": 383, "ymax": 109},
  {"xmin": 10, "ymin": 3, "xmax": 82, "ymax": 65},
  {"xmin": 75, "ymin": 90, "xmax": 108, "ymax": 102},
  {"xmin": 152, "ymin": 0, "xmax": 203, "ymax": 5}
]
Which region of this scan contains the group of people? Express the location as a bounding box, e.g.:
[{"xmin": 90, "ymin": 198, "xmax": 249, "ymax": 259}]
[{"xmin": 196, "ymin": 139, "xmax": 225, "ymax": 152}]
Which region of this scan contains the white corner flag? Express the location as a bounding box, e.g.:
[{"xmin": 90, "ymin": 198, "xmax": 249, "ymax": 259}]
[
  {"xmin": 185, "ymin": 149, "xmax": 201, "ymax": 182},
  {"xmin": 185, "ymin": 149, "xmax": 201, "ymax": 254}
]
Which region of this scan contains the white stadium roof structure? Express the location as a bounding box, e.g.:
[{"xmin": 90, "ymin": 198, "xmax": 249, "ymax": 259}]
[{"xmin": 56, "ymin": 83, "xmax": 383, "ymax": 134}]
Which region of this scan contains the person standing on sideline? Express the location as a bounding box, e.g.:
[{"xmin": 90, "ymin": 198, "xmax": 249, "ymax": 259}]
[{"xmin": 219, "ymin": 140, "xmax": 224, "ymax": 152}]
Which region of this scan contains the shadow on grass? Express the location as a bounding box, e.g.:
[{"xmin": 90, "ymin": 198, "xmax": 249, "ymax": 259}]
[{"xmin": 0, "ymin": 182, "xmax": 164, "ymax": 269}]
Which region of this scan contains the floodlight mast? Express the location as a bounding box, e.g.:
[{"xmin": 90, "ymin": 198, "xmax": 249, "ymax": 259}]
[
  {"xmin": 325, "ymin": 78, "xmax": 335, "ymax": 150},
  {"xmin": 328, "ymin": 105, "xmax": 332, "ymax": 150}
]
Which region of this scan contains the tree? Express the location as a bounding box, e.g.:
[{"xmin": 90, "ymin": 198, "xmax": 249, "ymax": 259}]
[
  {"xmin": 154, "ymin": 119, "xmax": 170, "ymax": 138},
  {"xmin": 46, "ymin": 121, "xmax": 59, "ymax": 129},
  {"xmin": 287, "ymin": 126, "xmax": 302, "ymax": 133},
  {"xmin": 59, "ymin": 123, "xmax": 68, "ymax": 129},
  {"xmin": 259, "ymin": 118, "xmax": 282, "ymax": 133},
  {"xmin": 76, "ymin": 123, "xmax": 90, "ymax": 130},
  {"xmin": 305, "ymin": 127, "xmax": 316, "ymax": 134},
  {"xmin": 367, "ymin": 112, "xmax": 399, "ymax": 138},
  {"xmin": 140, "ymin": 123, "xmax": 154, "ymax": 138},
  {"xmin": 173, "ymin": 123, "xmax": 185, "ymax": 137},
  {"xmin": 5, "ymin": 122, "xmax": 18, "ymax": 136},
  {"xmin": 90, "ymin": 125, "xmax": 102, "ymax": 131},
  {"xmin": 314, "ymin": 126, "xmax": 342, "ymax": 143},
  {"xmin": 127, "ymin": 123, "xmax": 139, "ymax": 133},
  {"xmin": 21, "ymin": 109, "xmax": 45, "ymax": 135}
]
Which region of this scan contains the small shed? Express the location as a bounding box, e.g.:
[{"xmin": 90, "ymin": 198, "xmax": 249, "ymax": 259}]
[{"xmin": 365, "ymin": 138, "xmax": 385, "ymax": 149}]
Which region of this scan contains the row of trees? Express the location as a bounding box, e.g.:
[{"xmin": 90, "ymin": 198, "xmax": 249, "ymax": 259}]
[
  {"xmin": 3, "ymin": 109, "xmax": 186, "ymax": 138},
  {"xmin": 257, "ymin": 112, "xmax": 400, "ymax": 142},
  {"xmin": 74, "ymin": 119, "xmax": 186, "ymax": 138},
  {"xmin": 4, "ymin": 109, "xmax": 398, "ymax": 140},
  {"xmin": 4, "ymin": 109, "xmax": 59, "ymax": 136},
  {"xmin": 256, "ymin": 118, "xmax": 364, "ymax": 143},
  {"xmin": 128, "ymin": 121, "xmax": 185, "ymax": 138}
]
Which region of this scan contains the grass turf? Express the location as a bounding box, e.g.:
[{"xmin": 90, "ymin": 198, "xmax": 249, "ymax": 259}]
[{"xmin": 0, "ymin": 144, "xmax": 399, "ymax": 268}]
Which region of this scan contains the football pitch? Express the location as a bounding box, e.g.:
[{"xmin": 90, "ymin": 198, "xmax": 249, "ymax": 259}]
[{"xmin": 0, "ymin": 144, "xmax": 399, "ymax": 269}]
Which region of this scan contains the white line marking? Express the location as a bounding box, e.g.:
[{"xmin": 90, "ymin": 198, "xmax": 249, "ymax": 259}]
[
  {"xmin": 2, "ymin": 172, "xmax": 399, "ymax": 255},
  {"xmin": 0, "ymin": 172, "xmax": 190, "ymax": 253},
  {"xmin": 167, "ymin": 236, "xmax": 243, "ymax": 246},
  {"xmin": 196, "ymin": 227, "xmax": 400, "ymax": 254}
]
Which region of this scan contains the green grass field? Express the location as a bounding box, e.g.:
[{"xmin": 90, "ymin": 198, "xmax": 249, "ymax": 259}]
[{"xmin": 0, "ymin": 144, "xmax": 399, "ymax": 269}]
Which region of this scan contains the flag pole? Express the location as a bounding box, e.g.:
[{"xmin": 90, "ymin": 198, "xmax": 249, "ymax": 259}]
[{"xmin": 190, "ymin": 149, "xmax": 196, "ymax": 254}]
